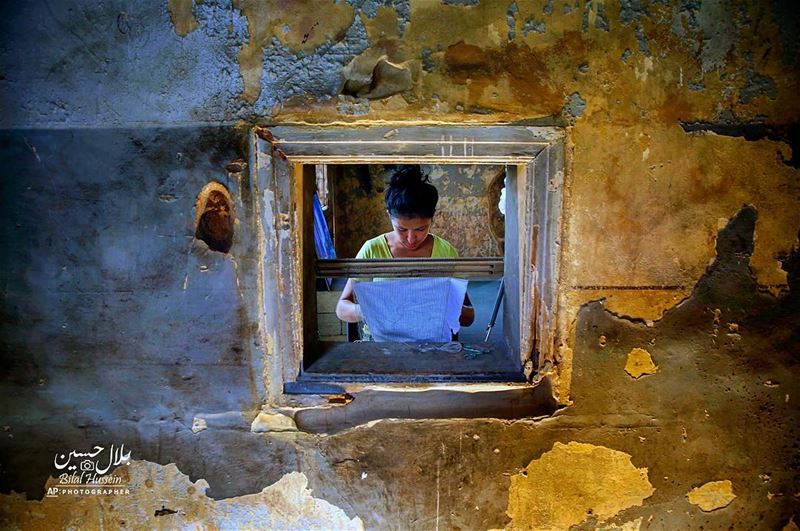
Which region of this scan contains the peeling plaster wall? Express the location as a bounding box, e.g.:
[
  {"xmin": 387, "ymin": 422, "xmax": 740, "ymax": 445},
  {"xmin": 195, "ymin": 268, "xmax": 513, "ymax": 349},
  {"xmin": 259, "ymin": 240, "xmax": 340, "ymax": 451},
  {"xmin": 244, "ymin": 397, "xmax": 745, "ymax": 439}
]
[
  {"xmin": 0, "ymin": 0, "xmax": 799, "ymax": 529},
  {"xmin": 0, "ymin": 461, "xmax": 364, "ymax": 530},
  {"xmin": 0, "ymin": 126, "xmax": 268, "ymax": 495}
]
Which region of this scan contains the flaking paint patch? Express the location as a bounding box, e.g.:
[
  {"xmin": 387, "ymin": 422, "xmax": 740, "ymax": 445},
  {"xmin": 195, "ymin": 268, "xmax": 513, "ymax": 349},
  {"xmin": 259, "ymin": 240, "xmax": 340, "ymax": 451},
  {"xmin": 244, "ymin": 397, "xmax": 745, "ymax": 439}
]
[
  {"xmin": 191, "ymin": 416, "xmax": 208, "ymax": 433},
  {"xmin": 601, "ymin": 517, "xmax": 643, "ymax": 530},
  {"xmin": 237, "ymin": 0, "xmax": 356, "ymax": 103},
  {"xmin": 506, "ymin": 442, "xmax": 654, "ymax": 530},
  {"xmin": 0, "ymin": 460, "xmax": 363, "ymax": 530},
  {"xmin": 361, "ymin": 5, "xmax": 403, "ymax": 41},
  {"xmin": 634, "ymin": 56, "xmax": 654, "ymax": 81},
  {"xmin": 625, "ymin": 347, "xmax": 658, "ymax": 379},
  {"xmin": 251, "ymin": 411, "xmax": 297, "ymax": 432},
  {"xmin": 565, "ymin": 124, "xmax": 798, "ymax": 330},
  {"xmin": 687, "ymin": 480, "xmax": 736, "ymax": 512},
  {"xmin": 167, "ymin": 0, "xmax": 199, "ymax": 37}
]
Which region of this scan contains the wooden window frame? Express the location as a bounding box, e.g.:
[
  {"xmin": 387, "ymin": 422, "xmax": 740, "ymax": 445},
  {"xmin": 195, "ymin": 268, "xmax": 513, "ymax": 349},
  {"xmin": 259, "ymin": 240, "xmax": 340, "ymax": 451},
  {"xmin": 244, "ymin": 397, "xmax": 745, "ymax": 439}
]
[{"xmin": 253, "ymin": 125, "xmax": 565, "ymax": 404}]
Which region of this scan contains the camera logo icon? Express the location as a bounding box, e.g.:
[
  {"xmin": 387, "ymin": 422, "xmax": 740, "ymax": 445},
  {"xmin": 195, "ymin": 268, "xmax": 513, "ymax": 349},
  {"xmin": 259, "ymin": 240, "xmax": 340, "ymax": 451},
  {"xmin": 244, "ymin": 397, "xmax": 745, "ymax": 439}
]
[{"xmin": 80, "ymin": 460, "xmax": 95, "ymax": 472}]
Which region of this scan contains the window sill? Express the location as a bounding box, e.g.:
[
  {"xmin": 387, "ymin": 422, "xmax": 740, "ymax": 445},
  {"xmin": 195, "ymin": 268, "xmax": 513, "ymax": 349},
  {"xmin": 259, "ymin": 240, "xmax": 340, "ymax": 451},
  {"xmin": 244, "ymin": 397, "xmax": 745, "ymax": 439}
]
[{"xmin": 284, "ymin": 377, "xmax": 559, "ymax": 434}]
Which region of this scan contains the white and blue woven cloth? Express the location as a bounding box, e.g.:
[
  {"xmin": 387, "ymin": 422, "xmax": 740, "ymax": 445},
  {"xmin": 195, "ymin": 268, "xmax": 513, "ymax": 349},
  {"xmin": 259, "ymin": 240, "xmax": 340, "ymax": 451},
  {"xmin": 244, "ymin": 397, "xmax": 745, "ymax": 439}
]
[{"xmin": 353, "ymin": 277, "xmax": 468, "ymax": 342}]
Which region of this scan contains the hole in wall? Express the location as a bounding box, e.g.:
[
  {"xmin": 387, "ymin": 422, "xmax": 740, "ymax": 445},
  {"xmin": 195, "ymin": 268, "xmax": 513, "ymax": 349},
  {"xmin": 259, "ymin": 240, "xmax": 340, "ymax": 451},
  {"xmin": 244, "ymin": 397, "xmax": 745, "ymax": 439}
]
[{"xmin": 194, "ymin": 182, "xmax": 234, "ymax": 253}]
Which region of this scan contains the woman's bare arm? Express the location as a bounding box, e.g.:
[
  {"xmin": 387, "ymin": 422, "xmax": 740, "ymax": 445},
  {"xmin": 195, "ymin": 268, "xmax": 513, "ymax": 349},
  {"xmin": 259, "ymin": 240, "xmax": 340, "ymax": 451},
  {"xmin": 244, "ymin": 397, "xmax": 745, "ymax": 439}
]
[{"xmin": 335, "ymin": 278, "xmax": 363, "ymax": 323}]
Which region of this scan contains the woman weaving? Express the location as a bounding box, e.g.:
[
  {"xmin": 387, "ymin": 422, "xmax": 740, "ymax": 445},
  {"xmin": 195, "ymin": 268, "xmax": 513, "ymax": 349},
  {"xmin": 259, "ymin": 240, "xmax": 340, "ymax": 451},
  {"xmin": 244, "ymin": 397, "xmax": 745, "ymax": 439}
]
[{"xmin": 335, "ymin": 165, "xmax": 475, "ymax": 333}]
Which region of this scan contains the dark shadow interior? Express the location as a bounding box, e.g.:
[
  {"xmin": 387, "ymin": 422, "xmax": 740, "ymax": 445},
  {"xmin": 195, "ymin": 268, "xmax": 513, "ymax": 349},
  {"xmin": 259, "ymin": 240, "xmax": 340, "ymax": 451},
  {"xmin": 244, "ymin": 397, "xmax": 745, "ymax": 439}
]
[
  {"xmin": 304, "ymin": 279, "xmax": 521, "ymax": 382},
  {"xmin": 297, "ymin": 163, "xmax": 521, "ymax": 385}
]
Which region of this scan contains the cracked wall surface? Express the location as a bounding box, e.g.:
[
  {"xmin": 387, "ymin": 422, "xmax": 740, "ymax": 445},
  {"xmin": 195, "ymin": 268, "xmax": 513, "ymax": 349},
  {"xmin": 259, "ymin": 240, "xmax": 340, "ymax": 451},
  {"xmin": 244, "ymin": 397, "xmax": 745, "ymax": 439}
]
[{"xmin": 0, "ymin": 0, "xmax": 798, "ymax": 529}]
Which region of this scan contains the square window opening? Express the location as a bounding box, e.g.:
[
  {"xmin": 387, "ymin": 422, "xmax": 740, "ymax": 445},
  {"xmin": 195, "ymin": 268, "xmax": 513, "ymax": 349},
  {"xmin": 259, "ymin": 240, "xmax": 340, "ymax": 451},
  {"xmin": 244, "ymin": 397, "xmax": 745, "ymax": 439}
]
[
  {"xmin": 307, "ymin": 163, "xmax": 516, "ymax": 383},
  {"xmin": 255, "ymin": 125, "xmax": 565, "ymax": 398}
]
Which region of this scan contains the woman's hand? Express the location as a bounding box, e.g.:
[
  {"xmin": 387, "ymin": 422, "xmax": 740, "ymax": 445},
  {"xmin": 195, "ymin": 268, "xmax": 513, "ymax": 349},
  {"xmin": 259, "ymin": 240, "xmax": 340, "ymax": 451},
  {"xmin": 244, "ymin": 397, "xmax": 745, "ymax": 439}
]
[{"xmin": 459, "ymin": 293, "xmax": 475, "ymax": 326}]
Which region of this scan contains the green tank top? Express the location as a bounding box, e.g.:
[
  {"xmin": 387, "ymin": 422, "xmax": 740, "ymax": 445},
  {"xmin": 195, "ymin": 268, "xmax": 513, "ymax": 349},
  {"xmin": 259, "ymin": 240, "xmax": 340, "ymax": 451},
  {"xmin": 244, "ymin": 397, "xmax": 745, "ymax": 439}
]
[
  {"xmin": 355, "ymin": 234, "xmax": 459, "ymax": 259},
  {"xmin": 353, "ymin": 234, "xmax": 459, "ymax": 339}
]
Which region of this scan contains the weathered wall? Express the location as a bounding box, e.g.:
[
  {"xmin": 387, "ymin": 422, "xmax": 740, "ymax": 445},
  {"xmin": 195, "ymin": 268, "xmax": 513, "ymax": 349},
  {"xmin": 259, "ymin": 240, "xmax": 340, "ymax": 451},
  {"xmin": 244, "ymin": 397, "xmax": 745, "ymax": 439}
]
[
  {"xmin": 0, "ymin": 126, "xmax": 269, "ymax": 494},
  {"xmin": 0, "ymin": 0, "xmax": 798, "ymax": 529}
]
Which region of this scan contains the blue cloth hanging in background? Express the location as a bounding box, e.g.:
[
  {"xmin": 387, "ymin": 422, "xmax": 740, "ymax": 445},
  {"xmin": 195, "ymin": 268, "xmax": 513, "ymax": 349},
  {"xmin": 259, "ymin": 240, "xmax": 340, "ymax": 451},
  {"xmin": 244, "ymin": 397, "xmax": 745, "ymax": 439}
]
[
  {"xmin": 313, "ymin": 192, "xmax": 336, "ymax": 288},
  {"xmin": 313, "ymin": 192, "xmax": 336, "ymax": 260}
]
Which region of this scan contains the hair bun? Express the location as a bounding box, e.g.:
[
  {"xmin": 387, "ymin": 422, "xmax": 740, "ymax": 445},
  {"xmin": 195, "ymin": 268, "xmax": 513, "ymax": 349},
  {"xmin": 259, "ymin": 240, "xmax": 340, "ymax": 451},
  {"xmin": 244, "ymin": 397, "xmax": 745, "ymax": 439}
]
[
  {"xmin": 385, "ymin": 165, "xmax": 438, "ymax": 219},
  {"xmin": 389, "ymin": 165, "xmax": 429, "ymax": 188}
]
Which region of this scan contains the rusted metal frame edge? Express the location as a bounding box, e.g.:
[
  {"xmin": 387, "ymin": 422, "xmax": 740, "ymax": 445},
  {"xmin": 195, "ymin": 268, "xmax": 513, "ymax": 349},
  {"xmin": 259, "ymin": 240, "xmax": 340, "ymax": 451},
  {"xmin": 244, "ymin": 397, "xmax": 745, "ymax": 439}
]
[
  {"xmin": 249, "ymin": 131, "xmax": 271, "ymax": 403},
  {"xmin": 527, "ymin": 153, "xmax": 548, "ymax": 371},
  {"xmin": 255, "ymin": 124, "xmax": 565, "ymax": 401},
  {"xmin": 273, "ymin": 140, "xmax": 552, "ymax": 146},
  {"xmin": 316, "ymin": 259, "xmax": 505, "ymax": 277},
  {"xmin": 255, "ymin": 124, "xmax": 556, "ymax": 139},
  {"xmin": 519, "ymin": 162, "xmax": 535, "ymax": 370},
  {"xmin": 531, "ymin": 152, "xmax": 550, "ymax": 374},
  {"xmin": 279, "ymin": 156, "xmax": 539, "ymax": 164},
  {"xmin": 274, "ymin": 155, "xmax": 304, "ymax": 390},
  {"xmin": 298, "ymin": 164, "xmax": 319, "ymax": 376},
  {"xmin": 254, "ymin": 127, "xmax": 549, "ymax": 164},
  {"xmin": 317, "ymin": 268, "xmax": 504, "ymax": 276},
  {"xmin": 318, "ymin": 271, "xmax": 504, "ymax": 278},
  {"xmin": 541, "ymin": 140, "xmax": 566, "ymax": 373}
]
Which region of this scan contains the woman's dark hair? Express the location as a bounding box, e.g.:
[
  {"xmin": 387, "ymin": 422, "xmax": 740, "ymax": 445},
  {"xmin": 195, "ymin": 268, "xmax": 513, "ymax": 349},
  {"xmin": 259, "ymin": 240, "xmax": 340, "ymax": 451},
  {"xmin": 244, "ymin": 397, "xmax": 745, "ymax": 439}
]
[{"xmin": 384, "ymin": 165, "xmax": 438, "ymax": 219}]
